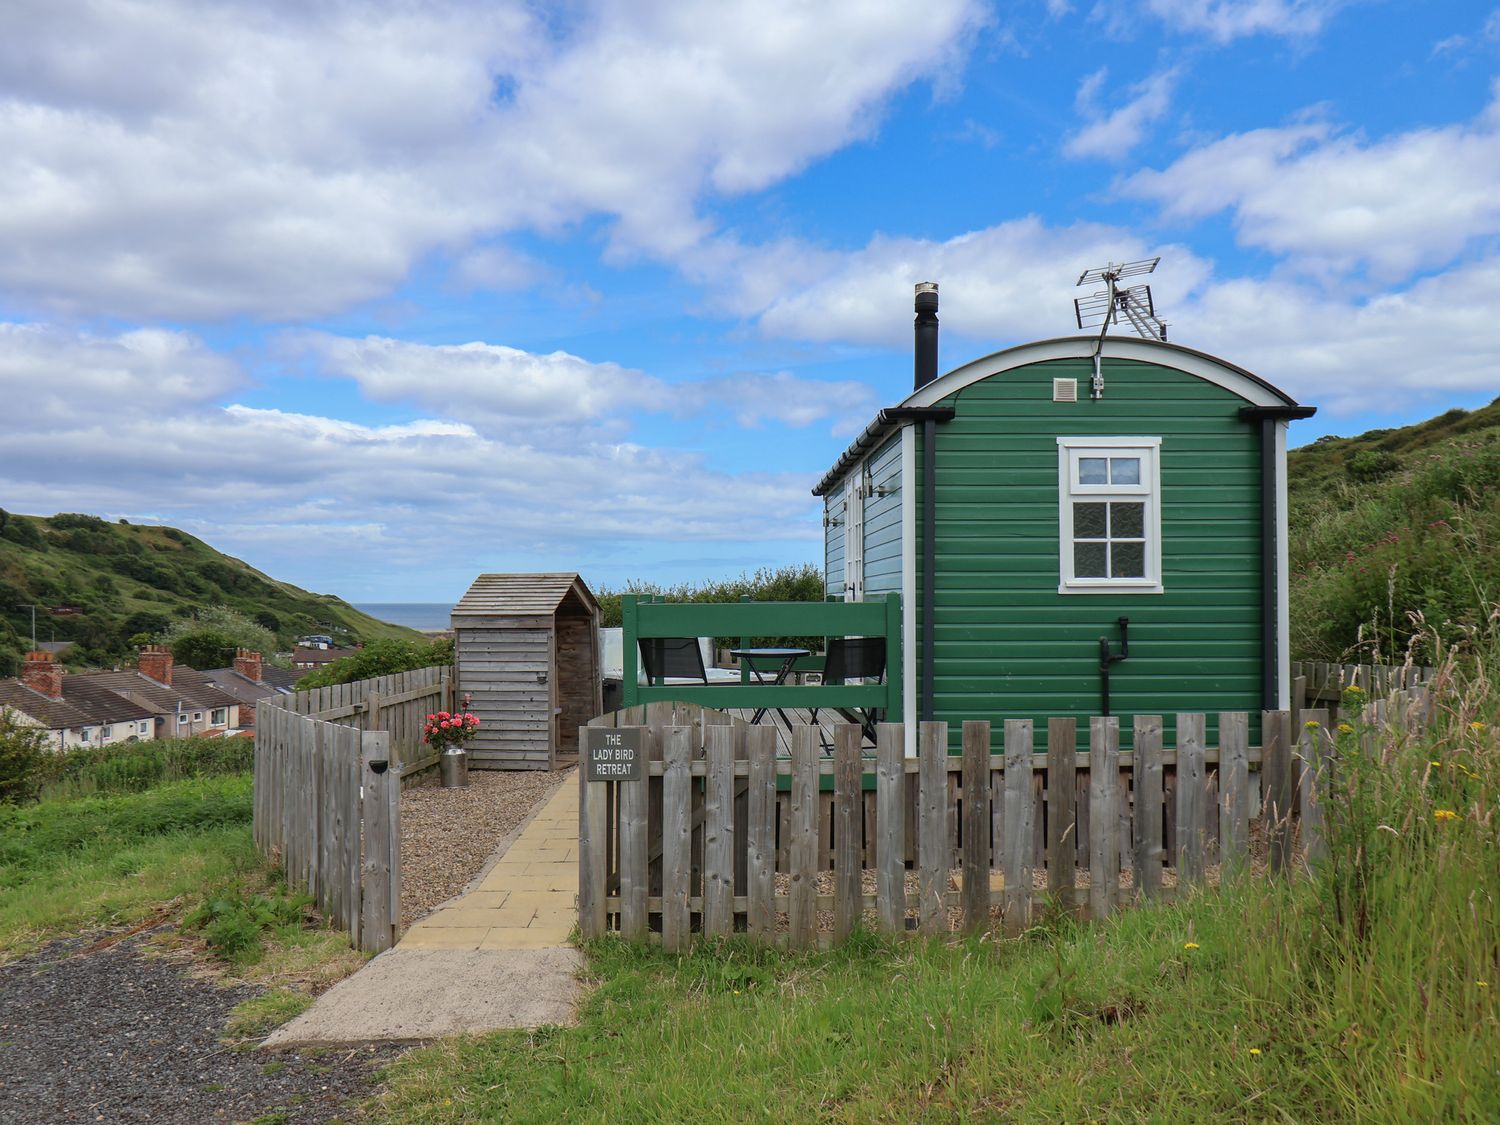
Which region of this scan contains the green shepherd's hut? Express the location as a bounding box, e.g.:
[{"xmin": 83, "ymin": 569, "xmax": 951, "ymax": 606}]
[{"xmin": 814, "ymin": 283, "xmax": 1315, "ymax": 752}]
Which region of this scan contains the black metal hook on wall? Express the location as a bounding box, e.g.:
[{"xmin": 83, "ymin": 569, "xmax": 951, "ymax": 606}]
[{"xmin": 1099, "ymin": 617, "xmax": 1130, "ymax": 716}]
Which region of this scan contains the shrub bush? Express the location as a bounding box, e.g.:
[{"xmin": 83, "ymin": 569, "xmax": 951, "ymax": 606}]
[
  {"xmin": 184, "ymin": 886, "xmax": 314, "ymax": 963},
  {"xmin": 0, "ymin": 710, "xmax": 52, "ymax": 804},
  {"xmin": 30, "ymin": 735, "xmax": 253, "ymax": 801},
  {"xmin": 295, "ymin": 637, "xmax": 453, "ymax": 689}
]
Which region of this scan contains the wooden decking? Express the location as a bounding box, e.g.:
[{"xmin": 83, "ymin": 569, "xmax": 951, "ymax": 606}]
[{"xmin": 723, "ymin": 706, "xmax": 850, "ymax": 755}]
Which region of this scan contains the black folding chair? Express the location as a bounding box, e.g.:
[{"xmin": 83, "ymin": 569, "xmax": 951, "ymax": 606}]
[
  {"xmin": 812, "ymin": 636, "xmax": 887, "ymax": 750},
  {"xmin": 637, "ymin": 637, "xmax": 709, "ymax": 685}
]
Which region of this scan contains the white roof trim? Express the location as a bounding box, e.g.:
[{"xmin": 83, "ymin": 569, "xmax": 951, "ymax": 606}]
[{"xmin": 904, "ymin": 337, "xmax": 1293, "ymax": 410}]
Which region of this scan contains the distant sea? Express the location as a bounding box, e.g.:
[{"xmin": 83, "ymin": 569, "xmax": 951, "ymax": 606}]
[{"xmin": 354, "ymin": 602, "xmax": 454, "ymax": 632}]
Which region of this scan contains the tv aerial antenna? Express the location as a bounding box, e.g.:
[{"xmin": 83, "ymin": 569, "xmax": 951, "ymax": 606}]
[{"xmin": 1073, "ymin": 257, "xmax": 1168, "ymax": 399}]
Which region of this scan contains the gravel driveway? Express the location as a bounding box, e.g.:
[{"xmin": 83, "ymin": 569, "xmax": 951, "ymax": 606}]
[
  {"xmin": 0, "ymin": 931, "xmax": 400, "ymax": 1125},
  {"xmin": 0, "ymin": 769, "xmax": 569, "ymax": 1123}
]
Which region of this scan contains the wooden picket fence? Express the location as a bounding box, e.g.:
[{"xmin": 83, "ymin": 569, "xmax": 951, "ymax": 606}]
[
  {"xmin": 578, "ymin": 683, "xmax": 1435, "ymax": 951},
  {"xmin": 251, "ymin": 665, "xmax": 452, "ymax": 951},
  {"xmin": 1291, "ymin": 659, "xmax": 1433, "ymax": 725},
  {"xmin": 267, "ymin": 664, "xmax": 453, "ymax": 785},
  {"xmin": 252, "ymin": 702, "xmax": 402, "ymax": 952}
]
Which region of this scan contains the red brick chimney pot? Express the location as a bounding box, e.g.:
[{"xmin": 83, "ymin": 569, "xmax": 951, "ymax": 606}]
[
  {"xmin": 138, "ymin": 644, "xmax": 173, "ymax": 686},
  {"xmin": 21, "ymin": 651, "xmax": 64, "ymax": 700},
  {"xmin": 233, "ymin": 648, "xmax": 263, "ymax": 683}
]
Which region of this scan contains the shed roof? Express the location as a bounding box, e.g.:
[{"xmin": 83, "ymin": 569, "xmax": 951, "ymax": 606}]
[{"xmin": 452, "ymin": 573, "xmax": 599, "ymax": 618}]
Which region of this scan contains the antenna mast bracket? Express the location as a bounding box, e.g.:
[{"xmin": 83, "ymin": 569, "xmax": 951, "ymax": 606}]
[{"xmin": 1072, "ymin": 258, "xmax": 1168, "ymax": 399}]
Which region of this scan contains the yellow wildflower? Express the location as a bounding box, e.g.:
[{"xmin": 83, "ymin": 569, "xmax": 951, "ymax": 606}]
[
  {"xmin": 1337, "ymin": 723, "xmax": 1355, "ymax": 734},
  {"xmin": 1183, "ymin": 942, "xmax": 1200, "ymax": 950},
  {"xmin": 1430, "ymin": 760, "xmax": 1443, "ymax": 768},
  {"xmin": 1471, "ymin": 721, "xmax": 1486, "ymax": 732},
  {"xmin": 1434, "ymin": 809, "xmax": 1458, "ymax": 823},
  {"xmin": 1248, "ymin": 1048, "xmax": 1262, "ymax": 1056},
  {"xmin": 1343, "ymin": 684, "xmax": 1366, "ymax": 698},
  {"xmin": 1478, "ymin": 981, "xmax": 1490, "ymax": 988},
  {"xmin": 1304, "ymin": 719, "xmax": 1321, "ymax": 729}
]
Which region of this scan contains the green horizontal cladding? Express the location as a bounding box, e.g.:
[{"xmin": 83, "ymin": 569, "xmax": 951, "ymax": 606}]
[
  {"xmin": 620, "ymin": 592, "xmax": 903, "ymax": 717},
  {"xmin": 918, "ymin": 356, "xmax": 1266, "ymax": 751}
]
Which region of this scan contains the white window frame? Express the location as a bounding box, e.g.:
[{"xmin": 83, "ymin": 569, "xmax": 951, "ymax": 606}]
[
  {"xmin": 80, "ymin": 727, "xmax": 92, "ymax": 743},
  {"xmin": 101, "ymin": 724, "xmax": 112, "ymax": 738},
  {"xmin": 139, "ymin": 721, "xmax": 151, "ymax": 734},
  {"xmin": 1057, "ymin": 436, "xmax": 1163, "ymax": 594},
  {"xmin": 210, "ymin": 708, "xmax": 226, "ymax": 726}
]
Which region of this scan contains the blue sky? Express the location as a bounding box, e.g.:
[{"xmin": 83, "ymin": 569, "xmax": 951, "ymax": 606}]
[{"xmin": 2, "ymin": 1, "xmax": 1498, "ymax": 603}]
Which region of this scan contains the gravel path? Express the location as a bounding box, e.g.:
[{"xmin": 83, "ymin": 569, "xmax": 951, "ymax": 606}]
[
  {"xmin": 0, "ymin": 771, "xmax": 568, "ymax": 1123},
  {"xmin": 0, "ymin": 930, "xmax": 401, "ymax": 1125},
  {"xmin": 399, "ymin": 769, "xmax": 568, "ymax": 927}
]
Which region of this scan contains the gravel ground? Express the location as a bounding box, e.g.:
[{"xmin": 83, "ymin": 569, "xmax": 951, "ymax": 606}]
[
  {"xmin": 399, "ymin": 768, "xmax": 569, "ymax": 927},
  {"xmin": 0, "ymin": 769, "xmax": 570, "ymax": 1124},
  {"xmin": 0, "ymin": 930, "xmax": 401, "ymax": 1125}
]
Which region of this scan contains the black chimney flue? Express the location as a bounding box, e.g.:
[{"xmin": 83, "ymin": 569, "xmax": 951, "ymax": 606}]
[{"xmin": 914, "ymin": 281, "xmax": 939, "ymax": 391}]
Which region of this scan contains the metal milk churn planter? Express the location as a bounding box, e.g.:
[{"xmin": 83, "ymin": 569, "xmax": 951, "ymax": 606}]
[{"xmin": 440, "ymin": 744, "xmax": 469, "ymax": 788}]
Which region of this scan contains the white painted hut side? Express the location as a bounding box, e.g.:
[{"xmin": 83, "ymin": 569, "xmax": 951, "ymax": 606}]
[{"xmin": 451, "ymin": 573, "xmax": 602, "ymax": 770}]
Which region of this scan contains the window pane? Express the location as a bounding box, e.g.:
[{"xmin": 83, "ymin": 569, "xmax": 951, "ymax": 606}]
[
  {"xmin": 1113, "ymin": 541, "xmax": 1146, "ymax": 578},
  {"xmin": 1075, "ymin": 542, "xmax": 1108, "ymax": 577},
  {"xmin": 1078, "ymin": 457, "xmax": 1108, "ymax": 484},
  {"xmin": 1110, "ymin": 457, "xmax": 1140, "ymax": 484},
  {"xmin": 1074, "ymin": 502, "xmax": 1107, "ymax": 537},
  {"xmin": 1111, "ymin": 502, "xmax": 1144, "ymax": 538}
]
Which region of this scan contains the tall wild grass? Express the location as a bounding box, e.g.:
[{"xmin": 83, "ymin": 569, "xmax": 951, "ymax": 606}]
[
  {"xmin": 30, "ymin": 734, "xmax": 253, "ymax": 800},
  {"xmin": 378, "ymin": 637, "xmax": 1500, "ymax": 1123}
]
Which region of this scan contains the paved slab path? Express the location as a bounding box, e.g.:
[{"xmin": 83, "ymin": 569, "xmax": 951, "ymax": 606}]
[
  {"xmin": 398, "ymin": 777, "xmax": 579, "ymax": 951},
  {"xmin": 265, "ymin": 774, "xmax": 582, "ymax": 1047}
]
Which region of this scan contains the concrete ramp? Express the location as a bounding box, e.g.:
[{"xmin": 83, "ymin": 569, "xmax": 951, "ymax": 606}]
[{"xmin": 263, "ymin": 947, "xmax": 581, "ymax": 1045}]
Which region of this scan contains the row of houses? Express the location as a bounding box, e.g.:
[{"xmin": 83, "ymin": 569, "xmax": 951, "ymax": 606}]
[{"xmin": 0, "ymin": 645, "xmax": 298, "ymax": 750}]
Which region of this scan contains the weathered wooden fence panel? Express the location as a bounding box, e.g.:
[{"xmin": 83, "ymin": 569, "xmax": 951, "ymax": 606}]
[
  {"xmin": 579, "ymin": 672, "xmax": 1434, "ymax": 951},
  {"xmin": 268, "ymin": 664, "xmax": 453, "ymax": 781},
  {"xmin": 252, "ymin": 702, "xmax": 401, "ymax": 952}
]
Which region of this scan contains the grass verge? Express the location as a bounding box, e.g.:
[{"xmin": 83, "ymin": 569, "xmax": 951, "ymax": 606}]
[
  {"xmin": 0, "ymin": 768, "xmax": 366, "ymax": 1043},
  {"xmin": 377, "ymin": 652, "xmax": 1500, "ymax": 1123}
]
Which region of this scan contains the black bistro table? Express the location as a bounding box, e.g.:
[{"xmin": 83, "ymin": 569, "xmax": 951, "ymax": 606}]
[{"xmin": 728, "ymin": 647, "xmax": 811, "ymax": 730}]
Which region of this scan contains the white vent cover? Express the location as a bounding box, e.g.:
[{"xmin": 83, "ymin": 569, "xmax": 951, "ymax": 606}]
[{"xmin": 1053, "ymin": 377, "xmax": 1078, "ymax": 403}]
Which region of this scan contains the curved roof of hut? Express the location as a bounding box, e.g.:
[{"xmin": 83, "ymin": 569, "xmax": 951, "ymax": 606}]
[{"xmin": 813, "ymin": 335, "xmax": 1313, "ymax": 497}]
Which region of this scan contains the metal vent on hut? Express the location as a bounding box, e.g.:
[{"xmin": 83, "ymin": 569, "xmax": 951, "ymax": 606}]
[
  {"xmin": 1052, "ymin": 377, "xmax": 1078, "ymax": 403},
  {"xmin": 1073, "ymin": 257, "xmax": 1169, "ymax": 399}
]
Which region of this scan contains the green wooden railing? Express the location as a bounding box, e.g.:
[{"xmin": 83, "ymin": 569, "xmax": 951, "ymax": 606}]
[{"xmin": 621, "ymin": 592, "xmax": 902, "ymax": 718}]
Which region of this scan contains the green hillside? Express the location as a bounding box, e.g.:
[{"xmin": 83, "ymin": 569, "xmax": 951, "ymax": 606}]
[
  {"xmin": 1289, "ymin": 396, "xmax": 1500, "ymax": 663},
  {"xmin": 0, "ymin": 510, "xmax": 419, "ymax": 674}
]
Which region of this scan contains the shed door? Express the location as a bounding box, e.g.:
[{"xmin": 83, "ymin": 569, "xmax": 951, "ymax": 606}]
[
  {"xmin": 843, "ymin": 474, "xmax": 865, "ymax": 601},
  {"xmin": 458, "ymin": 625, "xmax": 551, "ymax": 768}
]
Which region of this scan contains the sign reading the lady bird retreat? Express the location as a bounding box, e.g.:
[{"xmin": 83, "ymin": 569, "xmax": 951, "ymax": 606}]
[{"xmin": 584, "ymin": 727, "xmax": 643, "ymax": 783}]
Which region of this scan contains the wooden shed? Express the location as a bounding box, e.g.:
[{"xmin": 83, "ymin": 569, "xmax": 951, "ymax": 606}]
[
  {"xmin": 815, "ymin": 286, "xmax": 1316, "ymax": 754},
  {"xmin": 452, "ymin": 573, "xmax": 602, "ymax": 770}
]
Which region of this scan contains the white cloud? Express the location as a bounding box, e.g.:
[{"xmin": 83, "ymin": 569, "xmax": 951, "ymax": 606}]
[
  {"xmin": 0, "ymin": 0, "xmax": 983, "ymax": 321},
  {"xmin": 693, "ymin": 212, "xmax": 1500, "ymax": 422},
  {"xmin": 714, "ymin": 218, "xmax": 1210, "ymax": 349},
  {"xmin": 0, "ymin": 320, "xmax": 831, "ymax": 595},
  {"xmin": 1135, "ymin": 0, "xmax": 1347, "ymax": 41},
  {"xmin": 0, "ymin": 322, "xmax": 241, "ymax": 422},
  {"xmin": 1065, "ymin": 68, "xmax": 1180, "ymax": 160},
  {"xmin": 296, "ymin": 332, "xmax": 878, "ymax": 435},
  {"xmin": 1174, "ymin": 255, "xmax": 1500, "ymax": 414},
  {"xmin": 1124, "ymin": 86, "xmax": 1500, "ymax": 281}
]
